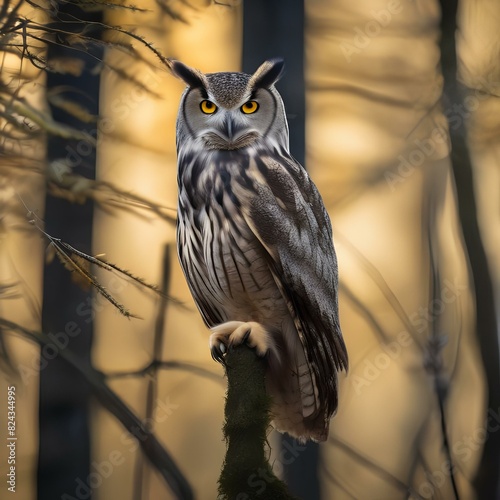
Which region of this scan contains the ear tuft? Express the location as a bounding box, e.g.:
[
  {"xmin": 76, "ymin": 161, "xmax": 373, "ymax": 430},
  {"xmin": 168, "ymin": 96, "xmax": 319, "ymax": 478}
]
[
  {"xmin": 249, "ymin": 58, "xmax": 285, "ymax": 89},
  {"xmin": 168, "ymin": 59, "xmax": 207, "ymax": 89}
]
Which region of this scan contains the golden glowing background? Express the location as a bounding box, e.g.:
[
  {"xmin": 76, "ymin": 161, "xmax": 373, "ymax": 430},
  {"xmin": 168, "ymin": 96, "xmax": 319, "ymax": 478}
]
[{"xmin": 0, "ymin": 0, "xmax": 498, "ymax": 499}]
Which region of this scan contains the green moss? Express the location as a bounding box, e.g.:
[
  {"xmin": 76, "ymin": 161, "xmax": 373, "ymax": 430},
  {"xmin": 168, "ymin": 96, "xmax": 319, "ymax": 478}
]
[{"xmin": 218, "ymin": 344, "xmax": 297, "ymax": 500}]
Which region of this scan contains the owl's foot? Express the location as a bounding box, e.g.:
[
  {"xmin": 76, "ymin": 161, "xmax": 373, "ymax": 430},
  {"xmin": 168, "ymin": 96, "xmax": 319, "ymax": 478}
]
[{"xmin": 209, "ymin": 321, "xmax": 271, "ymax": 363}]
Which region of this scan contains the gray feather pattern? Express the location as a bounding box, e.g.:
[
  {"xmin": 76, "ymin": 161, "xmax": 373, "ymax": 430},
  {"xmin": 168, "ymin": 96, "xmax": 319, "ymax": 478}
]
[{"xmin": 174, "ymin": 59, "xmax": 347, "ymax": 441}]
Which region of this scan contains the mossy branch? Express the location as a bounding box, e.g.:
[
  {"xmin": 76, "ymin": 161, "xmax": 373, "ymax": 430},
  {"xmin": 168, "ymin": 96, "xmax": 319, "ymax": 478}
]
[{"xmin": 218, "ymin": 344, "xmax": 297, "ymax": 500}]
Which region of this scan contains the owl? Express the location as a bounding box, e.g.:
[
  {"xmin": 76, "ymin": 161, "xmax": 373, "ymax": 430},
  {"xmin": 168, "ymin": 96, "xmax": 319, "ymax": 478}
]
[{"xmin": 171, "ymin": 58, "xmax": 348, "ymax": 442}]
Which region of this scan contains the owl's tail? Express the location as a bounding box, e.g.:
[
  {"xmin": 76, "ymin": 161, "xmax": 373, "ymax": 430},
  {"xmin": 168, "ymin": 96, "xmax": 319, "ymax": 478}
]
[{"xmin": 265, "ymin": 325, "xmax": 332, "ymax": 443}]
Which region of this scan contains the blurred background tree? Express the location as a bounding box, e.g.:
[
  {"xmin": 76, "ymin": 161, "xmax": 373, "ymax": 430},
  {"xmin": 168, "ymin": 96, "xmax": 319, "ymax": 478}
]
[{"xmin": 0, "ymin": 0, "xmax": 498, "ymax": 499}]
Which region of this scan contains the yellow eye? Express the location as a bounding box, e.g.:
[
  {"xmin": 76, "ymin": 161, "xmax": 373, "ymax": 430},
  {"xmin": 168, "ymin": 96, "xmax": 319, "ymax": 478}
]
[
  {"xmin": 200, "ymin": 100, "xmax": 217, "ymax": 114},
  {"xmin": 241, "ymin": 101, "xmax": 259, "ymax": 114}
]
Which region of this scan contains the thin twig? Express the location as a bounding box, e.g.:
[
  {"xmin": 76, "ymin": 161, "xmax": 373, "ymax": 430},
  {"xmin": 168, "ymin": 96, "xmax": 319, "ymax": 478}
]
[
  {"xmin": 16, "ymin": 194, "xmax": 173, "ymax": 319},
  {"xmin": 329, "ymin": 437, "xmax": 423, "ymax": 499}
]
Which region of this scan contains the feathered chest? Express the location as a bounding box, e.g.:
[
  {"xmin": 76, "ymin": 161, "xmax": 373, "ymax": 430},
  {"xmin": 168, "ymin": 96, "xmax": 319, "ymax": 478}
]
[
  {"xmin": 178, "ymin": 148, "xmax": 258, "ymax": 204},
  {"xmin": 176, "ymin": 150, "xmax": 284, "ymax": 324},
  {"xmin": 177, "ymin": 150, "xmax": 255, "ymax": 241}
]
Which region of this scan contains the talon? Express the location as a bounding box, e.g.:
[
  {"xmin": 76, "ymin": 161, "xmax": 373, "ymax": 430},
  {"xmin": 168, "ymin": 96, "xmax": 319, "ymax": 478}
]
[
  {"xmin": 242, "ymin": 329, "xmax": 251, "ymax": 344},
  {"xmin": 211, "ymin": 344, "xmax": 226, "ymax": 364},
  {"xmin": 209, "ymin": 321, "xmax": 272, "ymax": 362}
]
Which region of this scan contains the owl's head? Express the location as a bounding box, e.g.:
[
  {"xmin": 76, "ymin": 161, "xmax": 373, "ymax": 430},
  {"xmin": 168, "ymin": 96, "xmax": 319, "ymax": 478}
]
[{"xmin": 169, "ymin": 58, "xmax": 289, "ymax": 152}]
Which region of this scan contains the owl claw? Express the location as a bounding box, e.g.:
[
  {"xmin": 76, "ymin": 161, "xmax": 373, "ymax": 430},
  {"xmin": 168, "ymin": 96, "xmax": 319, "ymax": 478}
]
[
  {"xmin": 210, "ymin": 342, "xmax": 227, "ymax": 364},
  {"xmin": 209, "ymin": 321, "xmax": 270, "ymax": 364}
]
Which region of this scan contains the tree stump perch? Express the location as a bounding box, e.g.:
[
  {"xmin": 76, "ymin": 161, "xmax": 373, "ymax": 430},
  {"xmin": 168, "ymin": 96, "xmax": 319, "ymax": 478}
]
[{"xmin": 218, "ymin": 344, "xmax": 297, "ymax": 500}]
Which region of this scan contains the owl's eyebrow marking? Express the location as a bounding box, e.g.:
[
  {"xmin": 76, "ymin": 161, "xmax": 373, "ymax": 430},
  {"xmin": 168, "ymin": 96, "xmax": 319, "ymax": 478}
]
[
  {"xmin": 263, "ymin": 90, "xmax": 277, "ymax": 137},
  {"xmin": 182, "ymin": 88, "xmax": 197, "ymax": 138}
]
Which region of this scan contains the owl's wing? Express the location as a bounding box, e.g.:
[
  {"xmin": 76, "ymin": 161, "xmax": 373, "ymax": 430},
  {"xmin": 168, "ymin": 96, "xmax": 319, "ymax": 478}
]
[
  {"xmin": 177, "ymin": 213, "xmax": 226, "ymax": 327},
  {"xmin": 242, "ymin": 153, "xmax": 348, "ymax": 419}
]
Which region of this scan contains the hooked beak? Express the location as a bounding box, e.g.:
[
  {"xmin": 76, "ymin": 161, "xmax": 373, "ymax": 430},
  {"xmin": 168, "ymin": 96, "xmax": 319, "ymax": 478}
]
[
  {"xmin": 203, "ymin": 114, "xmax": 259, "ymax": 150},
  {"xmin": 220, "ymin": 115, "xmax": 236, "ymax": 140}
]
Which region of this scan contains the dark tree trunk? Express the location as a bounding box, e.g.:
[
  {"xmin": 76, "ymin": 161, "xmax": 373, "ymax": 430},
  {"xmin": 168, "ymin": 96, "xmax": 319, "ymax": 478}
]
[
  {"xmin": 243, "ymin": 2, "xmax": 321, "ymax": 499},
  {"xmin": 438, "ymin": 1, "xmax": 500, "ymax": 498},
  {"xmin": 38, "ymin": 4, "xmax": 102, "ymax": 499}
]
